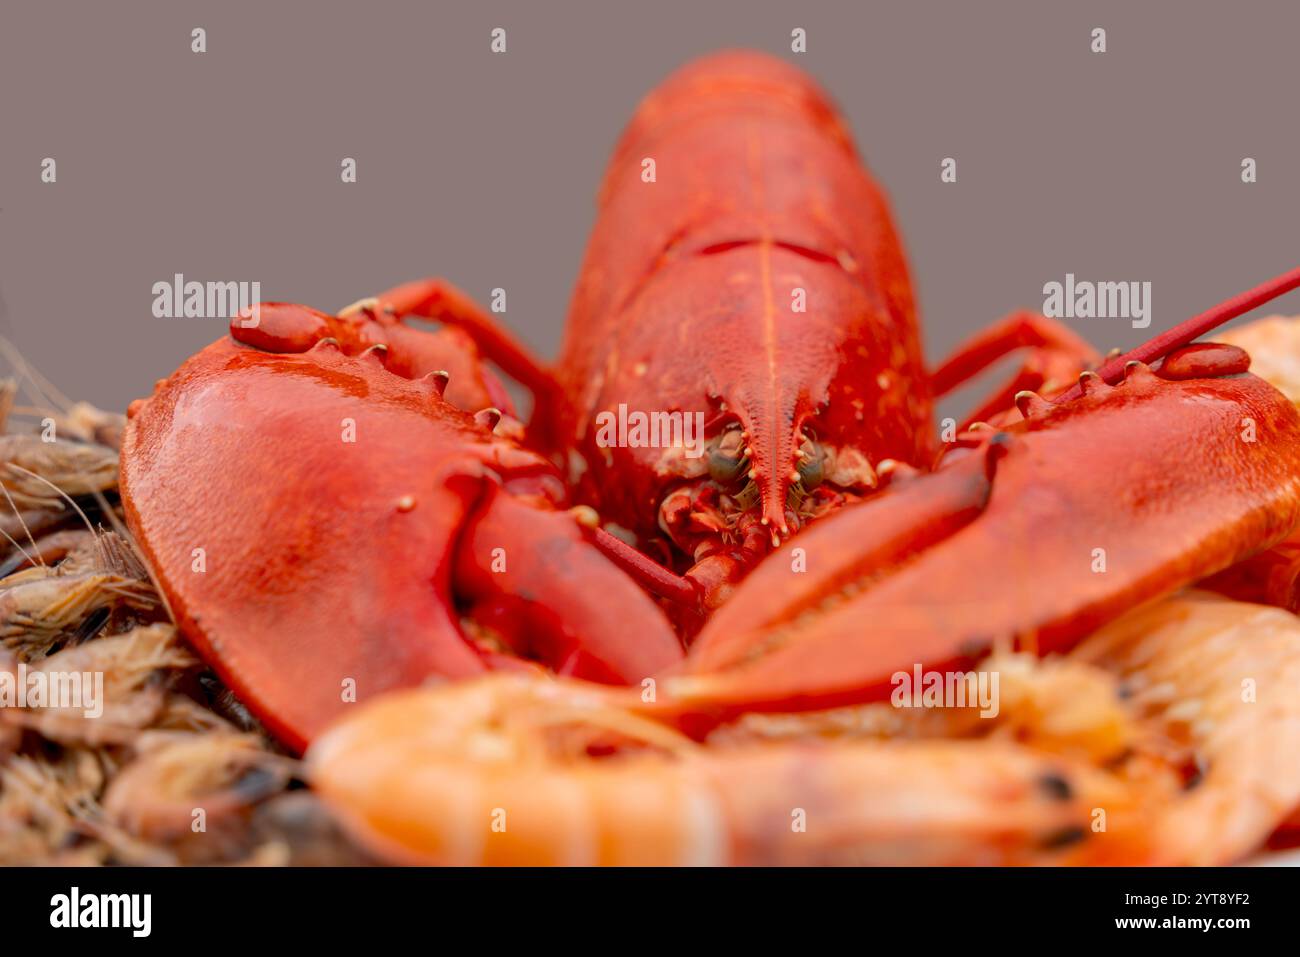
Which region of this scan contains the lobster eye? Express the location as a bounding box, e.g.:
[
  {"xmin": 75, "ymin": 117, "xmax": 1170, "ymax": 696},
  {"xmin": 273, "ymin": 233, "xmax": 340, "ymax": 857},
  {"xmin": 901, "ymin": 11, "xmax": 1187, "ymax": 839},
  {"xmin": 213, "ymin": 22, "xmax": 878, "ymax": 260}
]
[
  {"xmin": 707, "ymin": 428, "xmax": 748, "ymax": 484},
  {"xmin": 708, "ymin": 447, "xmax": 746, "ymax": 484},
  {"xmin": 797, "ymin": 443, "xmax": 824, "ymax": 489}
]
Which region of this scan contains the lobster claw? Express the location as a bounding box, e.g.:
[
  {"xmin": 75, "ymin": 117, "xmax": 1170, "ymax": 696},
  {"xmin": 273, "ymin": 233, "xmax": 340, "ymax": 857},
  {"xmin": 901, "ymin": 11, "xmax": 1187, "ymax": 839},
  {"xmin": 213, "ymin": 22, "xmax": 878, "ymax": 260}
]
[
  {"xmin": 121, "ymin": 329, "xmax": 682, "ymax": 753},
  {"xmin": 455, "ymin": 488, "xmax": 685, "ymax": 682},
  {"xmin": 230, "ymin": 301, "xmax": 519, "ymax": 421},
  {"xmin": 667, "ymin": 364, "xmax": 1300, "ymax": 720}
]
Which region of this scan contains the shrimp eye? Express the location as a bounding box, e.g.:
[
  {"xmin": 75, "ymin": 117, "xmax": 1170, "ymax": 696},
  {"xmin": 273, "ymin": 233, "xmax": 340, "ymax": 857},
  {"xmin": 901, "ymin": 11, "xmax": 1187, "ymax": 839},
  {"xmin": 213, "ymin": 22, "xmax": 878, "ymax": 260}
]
[
  {"xmin": 797, "ymin": 446, "xmax": 824, "ymax": 489},
  {"xmin": 708, "ymin": 447, "xmax": 746, "ymax": 484}
]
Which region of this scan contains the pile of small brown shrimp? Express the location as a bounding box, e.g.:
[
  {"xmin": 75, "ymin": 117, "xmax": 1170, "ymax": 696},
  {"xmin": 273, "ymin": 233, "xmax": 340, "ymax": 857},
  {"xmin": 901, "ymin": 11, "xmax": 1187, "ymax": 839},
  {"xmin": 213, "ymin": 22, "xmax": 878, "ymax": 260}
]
[
  {"xmin": 7, "ymin": 321, "xmax": 1300, "ymax": 866},
  {"xmin": 0, "ymin": 351, "xmax": 364, "ymax": 866}
]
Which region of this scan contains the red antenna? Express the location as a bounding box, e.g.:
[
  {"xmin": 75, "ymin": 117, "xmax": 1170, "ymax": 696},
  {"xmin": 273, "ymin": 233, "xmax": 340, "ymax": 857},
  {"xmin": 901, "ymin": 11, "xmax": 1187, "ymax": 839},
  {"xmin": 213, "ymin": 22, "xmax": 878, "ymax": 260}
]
[{"xmin": 1053, "ymin": 265, "xmax": 1300, "ymax": 404}]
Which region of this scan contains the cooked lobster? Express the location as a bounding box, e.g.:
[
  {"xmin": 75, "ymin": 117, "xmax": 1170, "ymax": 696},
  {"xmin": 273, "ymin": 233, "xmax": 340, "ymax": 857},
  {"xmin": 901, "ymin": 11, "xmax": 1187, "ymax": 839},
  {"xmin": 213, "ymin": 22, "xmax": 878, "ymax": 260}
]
[{"xmin": 119, "ymin": 52, "xmax": 1300, "ymax": 861}]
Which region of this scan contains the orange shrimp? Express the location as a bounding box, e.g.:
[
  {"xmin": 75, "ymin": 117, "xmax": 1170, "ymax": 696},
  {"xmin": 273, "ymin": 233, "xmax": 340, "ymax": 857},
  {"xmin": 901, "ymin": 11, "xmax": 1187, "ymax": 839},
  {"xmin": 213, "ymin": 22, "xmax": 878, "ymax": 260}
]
[
  {"xmin": 308, "ymin": 589, "xmax": 1300, "ymax": 866},
  {"xmin": 1219, "ymin": 314, "xmax": 1300, "ymax": 403},
  {"xmin": 307, "ymin": 673, "xmax": 1136, "ymax": 866},
  {"xmin": 1069, "ymin": 590, "xmax": 1300, "ymax": 864}
]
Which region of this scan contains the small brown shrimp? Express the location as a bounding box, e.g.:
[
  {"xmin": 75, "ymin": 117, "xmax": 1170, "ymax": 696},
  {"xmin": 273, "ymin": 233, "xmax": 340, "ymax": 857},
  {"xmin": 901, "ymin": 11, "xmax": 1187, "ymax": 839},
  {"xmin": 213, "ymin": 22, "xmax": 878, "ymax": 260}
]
[
  {"xmin": 59, "ymin": 402, "xmax": 127, "ymax": 451},
  {"xmin": 103, "ymin": 733, "xmax": 292, "ymax": 844},
  {"xmin": 0, "ymin": 528, "xmax": 97, "ymax": 577},
  {"xmin": 0, "ymin": 435, "xmax": 118, "ymax": 510},
  {"xmin": 0, "ymin": 529, "xmax": 159, "ymax": 656},
  {"xmin": 2, "ymin": 624, "xmax": 196, "ymax": 746},
  {"xmin": 0, "ymin": 747, "xmax": 120, "ymax": 865},
  {"xmin": 0, "ymin": 507, "xmax": 70, "ymax": 548},
  {"xmin": 307, "ymin": 673, "xmax": 1134, "ymax": 866},
  {"xmin": 0, "ymin": 570, "xmax": 158, "ymax": 656}
]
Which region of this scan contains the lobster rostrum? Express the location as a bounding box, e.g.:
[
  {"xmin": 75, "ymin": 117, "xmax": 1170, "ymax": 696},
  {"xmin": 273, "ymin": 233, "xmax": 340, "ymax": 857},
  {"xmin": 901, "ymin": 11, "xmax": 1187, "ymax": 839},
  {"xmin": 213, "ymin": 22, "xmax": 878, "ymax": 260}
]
[{"xmin": 121, "ymin": 51, "xmax": 1300, "ymax": 765}]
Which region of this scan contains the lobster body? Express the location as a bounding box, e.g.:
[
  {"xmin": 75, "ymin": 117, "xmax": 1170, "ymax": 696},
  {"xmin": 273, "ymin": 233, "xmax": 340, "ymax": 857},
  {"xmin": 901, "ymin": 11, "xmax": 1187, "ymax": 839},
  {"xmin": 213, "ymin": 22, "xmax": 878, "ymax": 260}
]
[{"xmin": 546, "ymin": 53, "xmax": 933, "ymax": 549}]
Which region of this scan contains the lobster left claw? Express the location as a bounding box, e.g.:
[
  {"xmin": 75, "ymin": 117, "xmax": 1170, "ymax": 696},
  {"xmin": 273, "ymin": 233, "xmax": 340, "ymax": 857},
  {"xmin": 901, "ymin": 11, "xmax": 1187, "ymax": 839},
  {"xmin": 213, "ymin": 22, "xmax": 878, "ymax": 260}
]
[
  {"xmin": 667, "ymin": 353, "xmax": 1300, "ymax": 720},
  {"xmin": 121, "ymin": 312, "xmax": 683, "ymax": 753}
]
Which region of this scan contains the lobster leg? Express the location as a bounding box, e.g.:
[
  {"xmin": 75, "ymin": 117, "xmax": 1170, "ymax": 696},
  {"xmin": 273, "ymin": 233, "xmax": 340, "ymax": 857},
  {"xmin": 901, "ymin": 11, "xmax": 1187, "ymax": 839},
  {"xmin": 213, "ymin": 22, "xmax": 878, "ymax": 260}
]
[
  {"xmin": 583, "ymin": 523, "xmax": 698, "ymax": 606},
  {"xmin": 360, "ymin": 277, "xmax": 557, "ymax": 401},
  {"xmin": 929, "ymin": 310, "xmax": 1100, "ymax": 427},
  {"xmin": 668, "ymin": 364, "xmax": 1300, "ymax": 720}
]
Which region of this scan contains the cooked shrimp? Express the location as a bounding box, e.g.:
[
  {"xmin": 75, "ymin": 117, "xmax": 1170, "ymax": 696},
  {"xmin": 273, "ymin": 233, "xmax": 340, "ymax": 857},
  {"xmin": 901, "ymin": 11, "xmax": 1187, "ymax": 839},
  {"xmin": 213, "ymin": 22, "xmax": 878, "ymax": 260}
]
[
  {"xmin": 0, "ymin": 507, "xmax": 68, "ymax": 547},
  {"xmin": 0, "ymin": 570, "xmax": 158, "ymax": 656},
  {"xmin": 0, "ymin": 528, "xmax": 96, "ymax": 577},
  {"xmin": 0, "ymin": 530, "xmax": 159, "ymax": 656},
  {"xmin": 1069, "ymin": 590, "xmax": 1300, "ymax": 864},
  {"xmin": 310, "ymin": 589, "xmax": 1300, "ymax": 866},
  {"xmin": 712, "ymin": 591, "xmax": 1300, "ymax": 864},
  {"xmin": 103, "ymin": 733, "xmax": 292, "ymax": 844},
  {"xmin": 307, "ymin": 673, "xmax": 1135, "ymax": 865},
  {"xmin": 0, "ymin": 436, "xmax": 118, "ymax": 510},
  {"xmin": 1219, "ymin": 314, "xmax": 1300, "ymax": 403},
  {"xmin": 0, "ymin": 748, "xmax": 132, "ymax": 866},
  {"xmin": 3, "ymin": 624, "xmax": 196, "ymax": 746},
  {"xmin": 59, "ymin": 402, "xmax": 127, "ymax": 451},
  {"xmin": 708, "ymin": 651, "xmax": 1135, "ymax": 766}
]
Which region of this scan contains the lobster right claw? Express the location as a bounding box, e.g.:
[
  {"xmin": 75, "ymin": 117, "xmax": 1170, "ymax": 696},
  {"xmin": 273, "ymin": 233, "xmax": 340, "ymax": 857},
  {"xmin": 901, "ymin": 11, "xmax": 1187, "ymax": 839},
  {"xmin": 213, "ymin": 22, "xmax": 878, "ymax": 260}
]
[{"xmin": 668, "ymin": 363, "xmax": 1300, "ymax": 719}]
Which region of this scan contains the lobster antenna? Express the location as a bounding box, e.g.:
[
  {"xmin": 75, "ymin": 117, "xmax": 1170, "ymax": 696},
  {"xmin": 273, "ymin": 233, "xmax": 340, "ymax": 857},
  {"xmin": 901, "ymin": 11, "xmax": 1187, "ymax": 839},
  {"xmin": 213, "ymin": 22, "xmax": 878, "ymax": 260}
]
[{"xmin": 1054, "ymin": 264, "xmax": 1300, "ymax": 404}]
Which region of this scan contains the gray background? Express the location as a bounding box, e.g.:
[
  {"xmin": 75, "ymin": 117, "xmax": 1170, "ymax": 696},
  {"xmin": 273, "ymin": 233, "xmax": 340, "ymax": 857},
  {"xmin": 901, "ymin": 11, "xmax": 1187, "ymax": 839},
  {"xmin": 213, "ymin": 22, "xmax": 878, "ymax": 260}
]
[{"xmin": 1, "ymin": 0, "xmax": 1297, "ymax": 415}]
